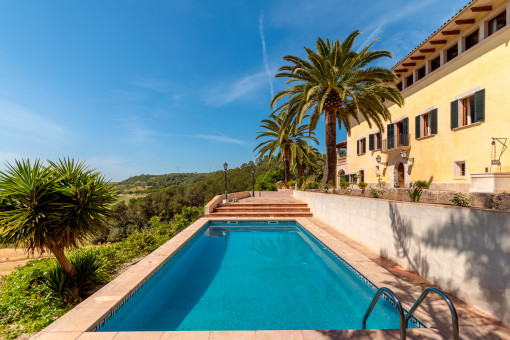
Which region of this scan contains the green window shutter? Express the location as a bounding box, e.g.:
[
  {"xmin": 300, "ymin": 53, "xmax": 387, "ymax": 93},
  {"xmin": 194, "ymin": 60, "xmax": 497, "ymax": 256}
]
[
  {"xmin": 387, "ymin": 123, "xmax": 394, "ymax": 149},
  {"xmin": 402, "ymin": 118, "xmax": 409, "ymax": 146},
  {"xmin": 369, "ymin": 134, "xmax": 374, "ymax": 151},
  {"xmin": 362, "ymin": 137, "xmax": 366, "ymax": 154},
  {"xmin": 415, "ymin": 115, "xmax": 421, "ymax": 139},
  {"xmin": 430, "ymin": 109, "xmax": 438, "ymax": 134},
  {"xmin": 451, "ymin": 100, "xmax": 458, "ymax": 129},
  {"xmin": 474, "ymin": 89, "xmax": 485, "ymax": 122},
  {"xmin": 357, "ymin": 140, "xmax": 360, "ymax": 155}
]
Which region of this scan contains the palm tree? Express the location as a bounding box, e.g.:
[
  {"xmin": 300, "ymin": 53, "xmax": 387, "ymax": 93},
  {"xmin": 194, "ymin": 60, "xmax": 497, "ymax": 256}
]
[
  {"xmin": 290, "ymin": 143, "xmax": 321, "ymax": 188},
  {"xmin": 254, "ymin": 114, "xmax": 318, "ymax": 183},
  {"xmin": 0, "ymin": 158, "xmax": 115, "ymax": 296},
  {"xmin": 271, "ymin": 31, "xmax": 404, "ymax": 187}
]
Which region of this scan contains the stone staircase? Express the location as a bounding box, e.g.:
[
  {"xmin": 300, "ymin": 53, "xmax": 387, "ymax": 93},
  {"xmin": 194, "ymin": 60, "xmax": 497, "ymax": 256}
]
[{"xmin": 206, "ymin": 202, "xmax": 313, "ymax": 218}]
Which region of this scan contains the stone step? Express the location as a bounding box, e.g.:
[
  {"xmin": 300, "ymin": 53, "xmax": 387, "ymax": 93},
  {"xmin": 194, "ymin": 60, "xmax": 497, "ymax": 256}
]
[
  {"xmin": 206, "ymin": 212, "xmax": 313, "ymax": 217},
  {"xmin": 216, "ymin": 203, "xmax": 308, "ymax": 208},
  {"xmin": 214, "ymin": 207, "xmax": 311, "ymax": 212}
]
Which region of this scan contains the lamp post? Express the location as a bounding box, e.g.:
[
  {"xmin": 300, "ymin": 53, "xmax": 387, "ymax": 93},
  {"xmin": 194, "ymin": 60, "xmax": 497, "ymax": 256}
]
[
  {"xmin": 223, "ymin": 162, "xmax": 228, "ymax": 202},
  {"xmin": 251, "ymin": 167, "xmax": 255, "ymax": 197}
]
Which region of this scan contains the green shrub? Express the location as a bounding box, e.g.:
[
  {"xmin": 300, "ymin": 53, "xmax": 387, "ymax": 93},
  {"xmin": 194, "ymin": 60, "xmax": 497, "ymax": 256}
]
[
  {"xmin": 71, "ymin": 249, "xmax": 101, "ymax": 291},
  {"xmin": 451, "ymin": 193, "xmax": 472, "ymax": 207},
  {"xmin": 369, "ymin": 188, "xmax": 380, "ymax": 198},
  {"xmin": 43, "ymin": 265, "xmax": 74, "ymax": 301},
  {"xmin": 340, "ymin": 177, "xmax": 349, "ymax": 190},
  {"xmin": 0, "ymin": 258, "xmax": 72, "ymax": 338},
  {"xmin": 414, "ymin": 180, "xmax": 430, "ymax": 189},
  {"xmin": 43, "ymin": 249, "xmax": 100, "ymax": 301},
  {"xmin": 408, "ymin": 187, "xmax": 422, "ymax": 202},
  {"xmin": 255, "ymin": 169, "xmax": 284, "ymax": 191},
  {"xmin": 173, "ymin": 206, "xmax": 202, "ymax": 232}
]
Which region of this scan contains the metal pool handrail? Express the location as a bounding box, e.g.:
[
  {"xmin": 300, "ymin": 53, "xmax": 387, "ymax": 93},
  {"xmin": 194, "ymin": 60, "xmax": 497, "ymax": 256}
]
[
  {"xmin": 405, "ymin": 287, "xmax": 459, "ymax": 340},
  {"xmin": 362, "ymin": 287, "xmax": 406, "ymax": 339}
]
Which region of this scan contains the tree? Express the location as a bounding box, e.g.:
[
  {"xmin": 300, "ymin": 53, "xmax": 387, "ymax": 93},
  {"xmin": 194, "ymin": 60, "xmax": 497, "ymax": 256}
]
[
  {"xmin": 290, "ymin": 144, "xmax": 321, "ymax": 188},
  {"xmin": 254, "ymin": 113, "xmax": 318, "ymax": 183},
  {"xmin": 0, "ymin": 159, "xmax": 115, "ymax": 296},
  {"xmin": 271, "ymin": 31, "xmax": 404, "ymax": 187}
]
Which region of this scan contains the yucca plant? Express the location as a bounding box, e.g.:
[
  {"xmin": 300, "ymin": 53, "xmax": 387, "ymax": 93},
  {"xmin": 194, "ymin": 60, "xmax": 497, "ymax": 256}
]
[
  {"xmin": 271, "ymin": 31, "xmax": 404, "ymax": 187},
  {"xmin": 0, "ymin": 158, "xmax": 115, "ymax": 298},
  {"xmin": 408, "ymin": 187, "xmax": 423, "ymax": 202},
  {"xmin": 44, "ymin": 265, "xmax": 75, "ymax": 301},
  {"xmin": 71, "ymin": 250, "xmax": 101, "ymax": 291}
]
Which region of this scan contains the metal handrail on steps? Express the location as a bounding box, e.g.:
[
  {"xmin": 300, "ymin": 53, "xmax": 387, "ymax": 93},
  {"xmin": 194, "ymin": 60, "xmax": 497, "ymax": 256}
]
[
  {"xmin": 362, "ymin": 287, "xmax": 406, "ymax": 339},
  {"xmin": 405, "ymin": 287, "xmax": 459, "ymax": 340}
]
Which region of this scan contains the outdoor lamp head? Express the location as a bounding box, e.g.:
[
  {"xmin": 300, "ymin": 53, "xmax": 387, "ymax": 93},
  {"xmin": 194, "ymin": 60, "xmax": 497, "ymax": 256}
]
[
  {"xmin": 376, "ymin": 155, "xmax": 381, "ymax": 164},
  {"xmin": 224, "ymin": 162, "xmax": 228, "ymax": 171}
]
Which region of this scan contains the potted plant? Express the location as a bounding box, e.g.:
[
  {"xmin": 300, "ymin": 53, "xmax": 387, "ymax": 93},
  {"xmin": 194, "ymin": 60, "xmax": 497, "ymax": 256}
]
[
  {"xmin": 289, "ymin": 180, "xmax": 297, "ymax": 189},
  {"xmin": 358, "ymin": 181, "xmax": 368, "ymax": 189},
  {"xmin": 414, "ymin": 180, "xmax": 430, "ymax": 189}
]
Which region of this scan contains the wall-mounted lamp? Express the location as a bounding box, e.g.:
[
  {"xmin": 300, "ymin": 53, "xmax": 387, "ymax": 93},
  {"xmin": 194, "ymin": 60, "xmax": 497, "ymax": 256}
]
[
  {"xmin": 400, "ymin": 150, "xmax": 415, "ymax": 163},
  {"xmin": 376, "ymin": 155, "xmax": 387, "ymax": 166}
]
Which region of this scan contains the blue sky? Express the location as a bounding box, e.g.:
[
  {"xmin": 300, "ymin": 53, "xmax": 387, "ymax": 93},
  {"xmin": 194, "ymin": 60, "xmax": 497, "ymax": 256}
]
[{"xmin": 0, "ymin": 0, "xmax": 468, "ymax": 181}]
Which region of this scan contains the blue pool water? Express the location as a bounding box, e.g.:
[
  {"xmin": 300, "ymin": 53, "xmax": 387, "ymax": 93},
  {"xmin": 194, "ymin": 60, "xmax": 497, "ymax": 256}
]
[{"xmin": 99, "ymin": 221, "xmax": 419, "ymax": 331}]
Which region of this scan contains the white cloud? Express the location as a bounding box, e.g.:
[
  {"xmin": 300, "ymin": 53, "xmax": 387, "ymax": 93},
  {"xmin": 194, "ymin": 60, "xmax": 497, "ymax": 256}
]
[
  {"xmin": 0, "ymin": 99, "xmax": 68, "ymax": 144},
  {"xmin": 259, "ymin": 12, "xmax": 274, "ymax": 99},
  {"xmin": 202, "ymin": 72, "xmax": 267, "ymax": 107},
  {"xmin": 357, "ymin": 0, "xmax": 439, "ymax": 50},
  {"xmin": 131, "ymin": 76, "xmax": 173, "ymax": 93},
  {"xmin": 195, "ymin": 134, "xmax": 246, "ymax": 145}
]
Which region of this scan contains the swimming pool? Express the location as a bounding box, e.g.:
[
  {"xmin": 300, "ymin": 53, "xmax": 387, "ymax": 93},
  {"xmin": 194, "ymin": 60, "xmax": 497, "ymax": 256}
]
[{"xmin": 98, "ymin": 220, "xmax": 423, "ymax": 331}]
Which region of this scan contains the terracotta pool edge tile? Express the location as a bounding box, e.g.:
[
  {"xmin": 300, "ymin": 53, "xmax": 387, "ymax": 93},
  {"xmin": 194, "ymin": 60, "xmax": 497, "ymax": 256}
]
[{"xmin": 160, "ymin": 331, "xmax": 211, "ymax": 339}]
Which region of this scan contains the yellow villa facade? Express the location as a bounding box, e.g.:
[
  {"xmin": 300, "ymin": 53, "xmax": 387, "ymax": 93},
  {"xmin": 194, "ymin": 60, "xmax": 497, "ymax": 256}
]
[{"xmin": 337, "ymin": 0, "xmax": 510, "ymax": 192}]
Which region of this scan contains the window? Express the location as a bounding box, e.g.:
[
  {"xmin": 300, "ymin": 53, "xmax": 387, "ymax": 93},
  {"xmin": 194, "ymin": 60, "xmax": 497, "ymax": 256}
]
[
  {"xmin": 386, "ymin": 118, "xmax": 409, "ymax": 149},
  {"xmin": 349, "ymin": 174, "xmax": 356, "ymax": 183},
  {"xmin": 488, "ymin": 11, "xmax": 506, "ymax": 36},
  {"xmin": 406, "ymin": 74, "xmax": 414, "ymax": 87},
  {"xmin": 417, "ymin": 67, "xmax": 426, "ymax": 80},
  {"xmin": 358, "ymin": 170, "xmax": 365, "ymax": 183},
  {"xmin": 447, "ymin": 44, "xmax": 458, "ymax": 62},
  {"xmin": 430, "ymin": 56, "xmax": 440, "ymax": 72},
  {"xmin": 397, "ymin": 82, "xmax": 402, "ymax": 91},
  {"xmin": 369, "ymin": 132, "xmax": 381, "ymax": 151},
  {"xmin": 357, "ymin": 137, "xmax": 366, "ymax": 155},
  {"xmin": 465, "ymin": 30, "xmax": 479, "ymax": 50},
  {"xmin": 415, "ymin": 109, "xmax": 438, "ymax": 139},
  {"xmin": 450, "ymin": 89, "xmax": 485, "ymax": 129},
  {"xmin": 460, "ymin": 95, "xmax": 475, "ymax": 126},
  {"xmin": 454, "ymin": 161, "xmax": 466, "ymax": 179}
]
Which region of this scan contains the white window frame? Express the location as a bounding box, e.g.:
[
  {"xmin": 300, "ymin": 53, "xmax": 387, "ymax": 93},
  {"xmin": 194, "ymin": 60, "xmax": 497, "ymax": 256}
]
[{"xmin": 453, "ymin": 160, "xmax": 467, "ymax": 180}]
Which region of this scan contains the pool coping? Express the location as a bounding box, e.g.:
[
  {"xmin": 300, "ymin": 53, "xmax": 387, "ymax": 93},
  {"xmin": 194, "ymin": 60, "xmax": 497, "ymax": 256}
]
[{"xmin": 33, "ymin": 217, "xmax": 468, "ymax": 339}]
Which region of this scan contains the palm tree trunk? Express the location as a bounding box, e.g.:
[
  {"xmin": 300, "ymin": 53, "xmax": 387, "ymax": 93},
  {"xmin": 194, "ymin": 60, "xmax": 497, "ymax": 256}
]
[
  {"xmin": 50, "ymin": 244, "xmax": 79, "ymax": 297},
  {"xmin": 298, "ymin": 165, "xmax": 304, "ymax": 188},
  {"xmin": 323, "ymin": 107, "xmax": 337, "ymax": 188},
  {"xmin": 283, "ymin": 146, "xmax": 290, "ymax": 183}
]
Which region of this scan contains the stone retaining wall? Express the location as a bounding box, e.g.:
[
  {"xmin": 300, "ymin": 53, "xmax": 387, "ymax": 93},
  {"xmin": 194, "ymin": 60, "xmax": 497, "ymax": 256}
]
[
  {"xmin": 293, "ymin": 190, "xmax": 510, "ymax": 325},
  {"xmin": 324, "ymin": 187, "xmax": 510, "ymax": 211}
]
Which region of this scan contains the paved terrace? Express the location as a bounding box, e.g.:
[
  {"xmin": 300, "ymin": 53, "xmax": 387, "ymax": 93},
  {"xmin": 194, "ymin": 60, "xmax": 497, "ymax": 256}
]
[{"xmin": 35, "ymin": 191, "xmax": 510, "ymax": 339}]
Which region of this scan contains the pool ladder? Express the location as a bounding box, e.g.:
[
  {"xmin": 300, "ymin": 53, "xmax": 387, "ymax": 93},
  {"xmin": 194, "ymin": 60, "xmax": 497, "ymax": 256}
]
[{"xmin": 362, "ymin": 287, "xmax": 459, "ymax": 339}]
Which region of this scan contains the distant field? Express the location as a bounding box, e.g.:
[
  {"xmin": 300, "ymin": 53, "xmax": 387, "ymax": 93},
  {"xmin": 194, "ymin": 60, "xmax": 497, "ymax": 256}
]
[{"xmin": 114, "ymin": 194, "xmax": 146, "ymax": 205}]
